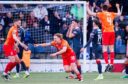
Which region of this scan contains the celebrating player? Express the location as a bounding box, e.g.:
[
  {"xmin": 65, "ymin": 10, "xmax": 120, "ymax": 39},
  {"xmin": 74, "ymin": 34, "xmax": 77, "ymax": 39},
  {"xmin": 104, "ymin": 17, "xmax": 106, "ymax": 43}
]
[
  {"xmin": 86, "ymin": 2, "xmax": 121, "ymax": 72},
  {"xmin": 35, "ymin": 33, "xmax": 83, "ymax": 81},
  {"xmin": 81, "ymin": 19, "xmax": 103, "ymax": 80},
  {"xmin": 2, "ymin": 19, "xmax": 28, "ymax": 80}
]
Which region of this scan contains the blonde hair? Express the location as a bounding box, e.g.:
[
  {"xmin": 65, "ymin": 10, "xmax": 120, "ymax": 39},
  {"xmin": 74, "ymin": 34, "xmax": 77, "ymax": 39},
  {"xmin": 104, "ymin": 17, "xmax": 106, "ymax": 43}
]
[{"xmin": 54, "ymin": 33, "xmax": 63, "ymax": 39}]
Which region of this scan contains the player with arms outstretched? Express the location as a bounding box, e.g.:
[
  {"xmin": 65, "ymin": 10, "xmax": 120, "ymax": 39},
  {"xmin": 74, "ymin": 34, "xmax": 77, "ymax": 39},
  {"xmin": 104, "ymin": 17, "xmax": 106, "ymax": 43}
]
[
  {"xmin": 86, "ymin": 2, "xmax": 121, "ymax": 72},
  {"xmin": 2, "ymin": 19, "xmax": 28, "ymax": 80},
  {"xmin": 35, "ymin": 33, "xmax": 83, "ymax": 81}
]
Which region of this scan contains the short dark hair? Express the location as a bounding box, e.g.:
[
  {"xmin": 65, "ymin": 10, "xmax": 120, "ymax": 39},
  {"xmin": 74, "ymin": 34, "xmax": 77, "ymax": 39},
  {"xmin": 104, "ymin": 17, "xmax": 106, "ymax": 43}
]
[
  {"xmin": 93, "ymin": 19, "xmax": 101, "ymax": 27},
  {"xmin": 102, "ymin": 5, "xmax": 108, "ymax": 11},
  {"xmin": 13, "ymin": 19, "xmax": 21, "ymax": 23},
  {"xmin": 72, "ymin": 19, "xmax": 79, "ymax": 23}
]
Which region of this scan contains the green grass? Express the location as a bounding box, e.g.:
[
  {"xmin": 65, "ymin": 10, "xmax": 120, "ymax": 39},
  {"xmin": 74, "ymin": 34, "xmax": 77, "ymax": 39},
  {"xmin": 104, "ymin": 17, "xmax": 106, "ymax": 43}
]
[{"xmin": 0, "ymin": 72, "xmax": 128, "ymax": 84}]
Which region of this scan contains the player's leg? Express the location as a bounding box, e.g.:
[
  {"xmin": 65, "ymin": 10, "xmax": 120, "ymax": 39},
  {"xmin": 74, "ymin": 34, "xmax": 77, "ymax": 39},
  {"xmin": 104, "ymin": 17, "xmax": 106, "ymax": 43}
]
[
  {"xmin": 121, "ymin": 58, "xmax": 128, "ymax": 78},
  {"xmin": 3, "ymin": 55, "xmax": 19, "ymax": 80},
  {"xmin": 70, "ymin": 51, "xmax": 82, "ymax": 78},
  {"xmin": 64, "ymin": 65, "xmax": 71, "ymax": 73},
  {"xmin": 70, "ymin": 62, "xmax": 82, "ymax": 81},
  {"xmin": 14, "ymin": 47, "xmax": 22, "ymax": 78},
  {"xmin": 102, "ymin": 32, "xmax": 110, "ymax": 72},
  {"xmin": 63, "ymin": 58, "xmax": 75, "ymax": 79},
  {"xmin": 108, "ymin": 45, "xmax": 114, "ymax": 71},
  {"xmin": 94, "ymin": 59, "xmax": 103, "ymax": 80},
  {"xmin": 21, "ymin": 50, "xmax": 30, "ymax": 78},
  {"xmin": 70, "ymin": 55, "xmax": 82, "ymax": 81},
  {"xmin": 103, "ymin": 45, "xmax": 110, "ymax": 72},
  {"xmin": 76, "ymin": 51, "xmax": 82, "ymax": 74},
  {"xmin": 108, "ymin": 32, "xmax": 115, "ymax": 72},
  {"xmin": 94, "ymin": 46, "xmax": 103, "ymax": 80},
  {"xmin": 2, "ymin": 45, "xmax": 18, "ymax": 80}
]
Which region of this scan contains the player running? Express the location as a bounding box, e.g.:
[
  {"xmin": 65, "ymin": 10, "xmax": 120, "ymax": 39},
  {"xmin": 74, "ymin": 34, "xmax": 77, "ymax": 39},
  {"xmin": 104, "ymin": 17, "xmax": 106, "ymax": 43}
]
[
  {"xmin": 2, "ymin": 19, "xmax": 28, "ymax": 80},
  {"xmin": 81, "ymin": 19, "xmax": 103, "ymax": 80},
  {"xmin": 35, "ymin": 33, "xmax": 83, "ymax": 81},
  {"xmin": 86, "ymin": 2, "xmax": 121, "ymax": 72}
]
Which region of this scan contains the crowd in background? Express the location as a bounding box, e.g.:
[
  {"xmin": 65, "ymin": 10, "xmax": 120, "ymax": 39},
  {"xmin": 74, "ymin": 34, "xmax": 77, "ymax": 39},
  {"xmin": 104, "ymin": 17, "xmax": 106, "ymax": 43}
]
[{"xmin": 0, "ymin": 0, "xmax": 128, "ymax": 59}]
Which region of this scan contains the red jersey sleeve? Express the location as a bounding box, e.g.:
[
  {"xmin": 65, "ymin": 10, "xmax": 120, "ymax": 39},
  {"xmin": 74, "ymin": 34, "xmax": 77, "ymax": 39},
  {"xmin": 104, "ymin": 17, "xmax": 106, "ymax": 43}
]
[{"xmin": 51, "ymin": 41, "xmax": 55, "ymax": 46}]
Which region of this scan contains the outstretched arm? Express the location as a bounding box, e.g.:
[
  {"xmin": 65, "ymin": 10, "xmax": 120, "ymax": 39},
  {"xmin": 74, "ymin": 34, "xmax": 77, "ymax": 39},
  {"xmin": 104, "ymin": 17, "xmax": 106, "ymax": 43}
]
[
  {"xmin": 35, "ymin": 43, "xmax": 51, "ymax": 47},
  {"xmin": 116, "ymin": 3, "xmax": 121, "ymax": 16},
  {"xmin": 80, "ymin": 31, "xmax": 95, "ymax": 52},
  {"xmin": 50, "ymin": 46, "xmax": 67, "ymax": 57},
  {"xmin": 86, "ymin": 2, "xmax": 97, "ymax": 17}
]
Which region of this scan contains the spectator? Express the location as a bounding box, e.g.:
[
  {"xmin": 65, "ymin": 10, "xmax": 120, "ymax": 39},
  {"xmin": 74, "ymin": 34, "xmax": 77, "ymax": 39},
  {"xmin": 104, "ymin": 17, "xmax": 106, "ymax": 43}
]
[
  {"xmin": 43, "ymin": 29, "xmax": 52, "ymax": 43},
  {"xmin": 33, "ymin": 5, "xmax": 48, "ymax": 20},
  {"xmin": 125, "ymin": 25, "xmax": 128, "ymax": 45},
  {"xmin": 27, "ymin": 11, "xmax": 38, "ymax": 28},
  {"xmin": 0, "ymin": 24, "xmax": 4, "ymax": 43},
  {"xmin": 118, "ymin": 16, "xmax": 126, "ymax": 29},
  {"xmin": 70, "ymin": 4, "xmax": 84, "ymax": 20},
  {"xmin": 4, "ymin": 12, "xmax": 13, "ymax": 28},
  {"xmin": 114, "ymin": 21, "xmax": 125, "ymax": 53},
  {"xmin": 30, "ymin": 22, "xmax": 43, "ymax": 44},
  {"xmin": 60, "ymin": 23, "xmax": 69, "ymax": 42},
  {"xmin": 33, "ymin": 22, "xmax": 39, "ymax": 29},
  {"xmin": 23, "ymin": 4, "xmax": 29, "ymax": 9},
  {"xmin": 0, "ymin": 16, "xmax": 4, "ymax": 26},
  {"xmin": 19, "ymin": 12, "xmax": 26, "ymax": 22},
  {"xmin": 62, "ymin": 12, "xmax": 73, "ymax": 25},
  {"xmin": 11, "ymin": 4, "xmax": 18, "ymax": 9},
  {"xmin": 114, "ymin": 21, "xmax": 125, "ymax": 41},
  {"xmin": 4, "ymin": 12, "xmax": 13, "ymax": 37},
  {"xmin": 21, "ymin": 21, "xmax": 34, "ymax": 44},
  {"xmin": 50, "ymin": 11, "xmax": 63, "ymax": 35},
  {"xmin": 40, "ymin": 15, "xmax": 50, "ymax": 32}
]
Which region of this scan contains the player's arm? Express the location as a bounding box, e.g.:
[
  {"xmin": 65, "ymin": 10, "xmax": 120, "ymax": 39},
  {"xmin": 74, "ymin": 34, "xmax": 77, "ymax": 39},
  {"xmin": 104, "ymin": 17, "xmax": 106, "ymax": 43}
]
[
  {"xmin": 14, "ymin": 42, "xmax": 20, "ymax": 53},
  {"xmin": 12, "ymin": 30, "xmax": 28, "ymax": 50},
  {"xmin": 50, "ymin": 46, "xmax": 67, "ymax": 57},
  {"xmin": 66, "ymin": 24, "xmax": 75, "ymax": 38},
  {"xmin": 68, "ymin": 25, "xmax": 75, "ymax": 38},
  {"xmin": 66, "ymin": 25, "xmax": 70, "ymax": 37},
  {"xmin": 35, "ymin": 43, "xmax": 51, "ymax": 47},
  {"xmin": 86, "ymin": 2, "xmax": 96, "ymax": 17},
  {"xmin": 116, "ymin": 3, "xmax": 121, "ymax": 16},
  {"xmin": 80, "ymin": 31, "xmax": 95, "ymax": 52}
]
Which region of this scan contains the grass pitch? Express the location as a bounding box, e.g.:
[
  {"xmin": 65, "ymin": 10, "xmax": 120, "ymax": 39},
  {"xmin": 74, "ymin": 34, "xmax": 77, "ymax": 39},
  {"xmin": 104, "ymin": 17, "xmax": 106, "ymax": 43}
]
[{"xmin": 0, "ymin": 72, "xmax": 128, "ymax": 84}]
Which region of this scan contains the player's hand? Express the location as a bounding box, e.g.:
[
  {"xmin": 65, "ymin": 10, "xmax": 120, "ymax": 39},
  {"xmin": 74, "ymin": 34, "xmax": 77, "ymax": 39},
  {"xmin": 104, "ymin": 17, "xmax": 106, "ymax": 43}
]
[
  {"xmin": 86, "ymin": 1, "xmax": 89, "ymax": 7},
  {"xmin": 0, "ymin": 38, "xmax": 4, "ymax": 41},
  {"xmin": 20, "ymin": 43, "xmax": 28, "ymax": 50},
  {"xmin": 116, "ymin": 3, "xmax": 120, "ymax": 8},
  {"xmin": 80, "ymin": 48, "xmax": 85, "ymax": 52},
  {"xmin": 15, "ymin": 47, "xmax": 20, "ymax": 53},
  {"xmin": 50, "ymin": 53, "xmax": 57, "ymax": 57},
  {"xmin": 34, "ymin": 44, "xmax": 39, "ymax": 47},
  {"xmin": 124, "ymin": 58, "xmax": 128, "ymax": 64}
]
